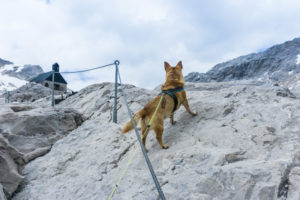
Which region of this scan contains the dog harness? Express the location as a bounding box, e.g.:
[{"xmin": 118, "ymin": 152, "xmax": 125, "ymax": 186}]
[{"xmin": 161, "ymin": 87, "xmax": 184, "ymax": 112}]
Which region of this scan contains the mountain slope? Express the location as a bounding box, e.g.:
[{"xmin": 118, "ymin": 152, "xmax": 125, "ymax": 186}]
[
  {"xmin": 185, "ymin": 38, "xmax": 300, "ymax": 83},
  {"xmin": 0, "ymin": 58, "xmax": 43, "ymax": 93},
  {"xmin": 11, "ymin": 82, "xmax": 300, "ymax": 200}
]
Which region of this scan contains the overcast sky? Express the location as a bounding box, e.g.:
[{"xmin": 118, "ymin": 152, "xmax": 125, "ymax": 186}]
[{"xmin": 1, "ymin": 0, "xmax": 300, "ymax": 90}]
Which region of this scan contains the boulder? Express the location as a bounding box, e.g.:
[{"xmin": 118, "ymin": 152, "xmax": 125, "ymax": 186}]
[
  {"xmin": 0, "ymin": 136, "xmax": 24, "ymax": 199},
  {"xmin": 0, "ymin": 104, "xmax": 84, "ymax": 199},
  {"xmin": 0, "ymin": 104, "xmax": 84, "ymax": 156},
  {"xmin": 7, "ymin": 83, "xmax": 54, "ymax": 103}
]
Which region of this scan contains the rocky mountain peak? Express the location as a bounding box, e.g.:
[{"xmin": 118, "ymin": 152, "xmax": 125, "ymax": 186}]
[{"xmin": 185, "ymin": 37, "xmax": 300, "ymax": 83}]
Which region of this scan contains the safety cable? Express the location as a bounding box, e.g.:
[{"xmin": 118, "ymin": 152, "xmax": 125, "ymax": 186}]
[
  {"xmin": 49, "ymin": 60, "xmax": 165, "ymax": 199},
  {"xmin": 109, "ymin": 65, "xmax": 166, "ymax": 200},
  {"xmin": 58, "ymin": 63, "xmax": 115, "ymax": 74}
]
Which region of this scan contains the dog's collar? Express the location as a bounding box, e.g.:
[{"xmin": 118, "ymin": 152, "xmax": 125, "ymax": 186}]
[
  {"xmin": 162, "ymin": 87, "xmax": 184, "ymax": 94},
  {"xmin": 161, "ymin": 87, "xmax": 184, "ymax": 112}
]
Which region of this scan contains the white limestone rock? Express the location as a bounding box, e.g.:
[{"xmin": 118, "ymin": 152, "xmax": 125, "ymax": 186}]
[
  {"xmin": 10, "ymin": 81, "xmax": 300, "ymax": 200},
  {"xmin": 0, "ymin": 136, "xmax": 24, "ymax": 199}
]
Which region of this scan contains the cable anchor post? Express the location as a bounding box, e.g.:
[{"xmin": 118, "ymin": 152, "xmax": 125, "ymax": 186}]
[
  {"xmin": 113, "ymin": 60, "xmax": 120, "ymax": 123},
  {"xmin": 51, "ymin": 69, "xmax": 55, "ymax": 107}
]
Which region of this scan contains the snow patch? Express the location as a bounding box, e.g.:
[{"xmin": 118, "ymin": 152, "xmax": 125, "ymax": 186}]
[
  {"xmin": 0, "ymin": 63, "xmax": 27, "ymax": 93},
  {"xmin": 0, "ymin": 73, "xmax": 26, "ymax": 92},
  {"xmin": 2, "ymin": 64, "xmax": 15, "ymax": 71},
  {"xmin": 0, "ymin": 63, "xmax": 23, "ymax": 72}
]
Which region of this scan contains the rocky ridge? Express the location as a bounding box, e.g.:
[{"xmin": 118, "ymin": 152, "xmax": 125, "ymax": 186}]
[
  {"xmin": 0, "ymin": 58, "xmax": 43, "ymax": 94},
  {"xmin": 7, "ymin": 81, "xmax": 300, "ymax": 200},
  {"xmin": 0, "ymin": 58, "xmax": 13, "ymax": 67},
  {"xmin": 185, "ymin": 38, "xmax": 300, "ymax": 83}
]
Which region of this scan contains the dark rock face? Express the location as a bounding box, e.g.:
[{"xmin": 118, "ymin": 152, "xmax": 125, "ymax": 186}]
[
  {"xmin": 185, "ymin": 38, "xmax": 300, "ymax": 82},
  {"xmin": 14, "ymin": 65, "xmax": 43, "ymax": 81},
  {"xmin": 0, "ymin": 58, "xmax": 13, "ymax": 68}
]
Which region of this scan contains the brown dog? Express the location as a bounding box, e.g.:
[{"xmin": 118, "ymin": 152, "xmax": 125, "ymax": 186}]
[{"xmin": 122, "ymin": 61, "xmax": 197, "ymax": 151}]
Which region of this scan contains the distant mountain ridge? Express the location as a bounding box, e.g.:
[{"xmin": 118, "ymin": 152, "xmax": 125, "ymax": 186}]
[
  {"xmin": 185, "ymin": 38, "xmax": 300, "ymax": 83},
  {"xmin": 0, "ymin": 58, "xmax": 13, "ymax": 67},
  {"xmin": 0, "ymin": 58, "xmax": 43, "ymax": 93}
]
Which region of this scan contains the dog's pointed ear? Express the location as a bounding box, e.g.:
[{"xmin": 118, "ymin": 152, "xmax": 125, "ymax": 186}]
[
  {"xmin": 177, "ymin": 61, "xmax": 183, "ymax": 69},
  {"xmin": 164, "ymin": 61, "xmax": 171, "ymax": 71}
]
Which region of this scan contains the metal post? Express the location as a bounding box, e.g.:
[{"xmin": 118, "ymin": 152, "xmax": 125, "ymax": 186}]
[
  {"xmin": 113, "ymin": 60, "xmax": 120, "ymax": 123},
  {"xmin": 4, "ymin": 90, "xmax": 7, "ymax": 103},
  {"xmin": 7, "ymin": 91, "xmax": 10, "ymax": 103},
  {"xmin": 51, "ymin": 70, "xmax": 55, "ymax": 107}
]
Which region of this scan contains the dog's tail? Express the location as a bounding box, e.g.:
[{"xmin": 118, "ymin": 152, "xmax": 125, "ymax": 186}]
[{"xmin": 122, "ymin": 110, "xmax": 144, "ymax": 134}]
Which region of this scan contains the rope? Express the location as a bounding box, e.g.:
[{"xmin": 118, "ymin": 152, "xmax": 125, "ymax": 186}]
[
  {"xmin": 141, "ymin": 94, "xmax": 165, "ymax": 141},
  {"xmin": 108, "ymin": 94, "xmax": 164, "ymax": 200},
  {"xmin": 58, "ymin": 63, "xmax": 115, "ymax": 74},
  {"xmin": 107, "ymin": 66, "xmax": 166, "ymax": 200},
  {"xmin": 107, "ymin": 144, "xmax": 139, "ymax": 200}
]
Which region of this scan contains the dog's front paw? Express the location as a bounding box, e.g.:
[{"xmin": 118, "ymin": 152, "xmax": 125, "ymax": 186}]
[
  {"xmin": 171, "ymin": 120, "xmax": 177, "ymax": 125},
  {"xmin": 162, "ymin": 144, "xmax": 169, "ymax": 149}
]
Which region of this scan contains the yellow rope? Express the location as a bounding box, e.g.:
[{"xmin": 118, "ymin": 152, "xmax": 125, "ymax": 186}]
[
  {"xmin": 107, "ymin": 95, "xmax": 164, "ymax": 200},
  {"xmin": 107, "ymin": 144, "xmax": 139, "ymax": 200}
]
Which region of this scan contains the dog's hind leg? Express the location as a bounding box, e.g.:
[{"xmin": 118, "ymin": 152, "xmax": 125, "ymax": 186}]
[
  {"xmin": 154, "ymin": 122, "xmax": 168, "ymax": 149},
  {"xmin": 170, "ymin": 113, "xmax": 176, "ymax": 125},
  {"xmin": 182, "ymin": 91, "xmax": 197, "ymax": 116}
]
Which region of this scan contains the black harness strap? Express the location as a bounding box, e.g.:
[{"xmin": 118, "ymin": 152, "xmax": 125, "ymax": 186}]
[{"xmin": 162, "ymin": 87, "xmax": 184, "ymax": 112}]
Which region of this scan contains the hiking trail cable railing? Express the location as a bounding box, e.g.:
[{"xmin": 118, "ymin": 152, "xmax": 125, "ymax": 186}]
[
  {"xmin": 50, "ymin": 60, "xmax": 166, "ymax": 199},
  {"xmin": 107, "ymin": 65, "xmax": 166, "ymax": 200},
  {"xmin": 51, "ymin": 60, "xmax": 120, "ymax": 123}
]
